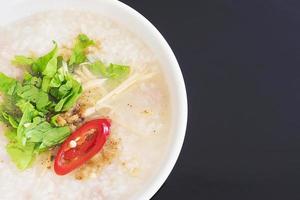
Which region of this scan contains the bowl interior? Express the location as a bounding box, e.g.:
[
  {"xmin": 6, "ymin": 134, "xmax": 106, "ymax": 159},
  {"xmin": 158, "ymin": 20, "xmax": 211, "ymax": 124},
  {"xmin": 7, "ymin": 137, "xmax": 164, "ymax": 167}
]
[{"xmin": 0, "ymin": 0, "xmax": 188, "ymax": 199}]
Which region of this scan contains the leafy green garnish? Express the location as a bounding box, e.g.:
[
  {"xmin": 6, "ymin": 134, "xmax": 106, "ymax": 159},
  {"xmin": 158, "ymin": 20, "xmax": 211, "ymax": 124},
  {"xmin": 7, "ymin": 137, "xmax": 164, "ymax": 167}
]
[
  {"xmin": 50, "ymin": 114, "xmax": 60, "ymax": 127},
  {"xmin": 4, "ymin": 99, "xmax": 71, "ymax": 170},
  {"xmin": 6, "ymin": 141, "xmax": 36, "ymax": 170},
  {"xmin": 58, "ymin": 80, "xmax": 73, "ymax": 98},
  {"xmin": 4, "ymin": 128, "xmax": 36, "ymax": 170},
  {"xmin": 16, "ymin": 85, "xmax": 50, "ymax": 111},
  {"xmin": 0, "ymin": 37, "xmax": 84, "ymax": 170},
  {"xmin": 12, "ymin": 56, "xmax": 34, "ymax": 67},
  {"xmin": 59, "ymin": 77, "xmax": 82, "ymax": 111},
  {"xmin": 0, "ymin": 36, "xmax": 90, "ymax": 170},
  {"xmin": 89, "ymin": 61, "xmax": 130, "ymax": 80},
  {"xmin": 0, "ymin": 33, "xmax": 132, "ymax": 171},
  {"xmin": 88, "ymin": 60, "xmax": 106, "ymax": 76},
  {"xmin": 23, "ymin": 72, "xmax": 42, "ymax": 88},
  {"xmin": 49, "ymin": 72, "xmax": 64, "ymax": 88},
  {"xmin": 1, "ymin": 112, "xmax": 19, "ymax": 128},
  {"xmin": 69, "ymin": 34, "xmax": 95, "ymax": 66},
  {"xmin": 41, "ymin": 76, "xmax": 51, "ymax": 92},
  {"xmin": 39, "ymin": 126, "xmax": 70, "ymax": 150},
  {"xmin": 5, "ymin": 128, "xmax": 17, "ymax": 141},
  {"xmin": 42, "ymin": 55, "xmax": 58, "ymax": 77},
  {"xmin": 32, "ymin": 42, "xmax": 58, "ymax": 74},
  {"xmin": 24, "ymin": 118, "xmax": 70, "ymax": 147},
  {"xmin": 16, "ymin": 101, "xmax": 41, "ymax": 144},
  {"xmin": 0, "ymin": 73, "xmax": 18, "ymax": 95}
]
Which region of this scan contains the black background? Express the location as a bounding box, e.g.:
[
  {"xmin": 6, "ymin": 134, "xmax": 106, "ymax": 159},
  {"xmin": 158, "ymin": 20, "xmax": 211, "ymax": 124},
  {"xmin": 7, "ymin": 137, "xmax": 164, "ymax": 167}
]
[{"xmin": 122, "ymin": 0, "xmax": 300, "ymax": 199}]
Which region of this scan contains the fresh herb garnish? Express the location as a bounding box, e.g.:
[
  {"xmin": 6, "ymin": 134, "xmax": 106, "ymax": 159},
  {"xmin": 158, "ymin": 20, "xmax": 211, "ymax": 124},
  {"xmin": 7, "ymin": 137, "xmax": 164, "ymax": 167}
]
[
  {"xmin": 0, "ymin": 38, "xmax": 83, "ymax": 169},
  {"xmin": 0, "ymin": 33, "xmax": 131, "ymax": 170},
  {"xmin": 89, "ymin": 61, "xmax": 130, "ymax": 80},
  {"xmin": 69, "ymin": 34, "xmax": 95, "ymax": 66}
]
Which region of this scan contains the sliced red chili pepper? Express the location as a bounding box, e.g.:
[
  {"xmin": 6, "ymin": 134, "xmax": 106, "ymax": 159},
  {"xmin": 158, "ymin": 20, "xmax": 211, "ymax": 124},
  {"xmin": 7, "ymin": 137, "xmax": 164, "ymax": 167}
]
[
  {"xmin": 54, "ymin": 119, "xmax": 111, "ymax": 175},
  {"xmin": 63, "ymin": 133, "xmax": 96, "ymax": 160}
]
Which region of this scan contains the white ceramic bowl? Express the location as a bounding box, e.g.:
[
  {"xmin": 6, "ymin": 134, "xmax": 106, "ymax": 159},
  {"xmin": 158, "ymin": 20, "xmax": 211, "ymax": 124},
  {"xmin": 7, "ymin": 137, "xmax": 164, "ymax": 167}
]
[{"xmin": 0, "ymin": 0, "xmax": 188, "ymax": 199}]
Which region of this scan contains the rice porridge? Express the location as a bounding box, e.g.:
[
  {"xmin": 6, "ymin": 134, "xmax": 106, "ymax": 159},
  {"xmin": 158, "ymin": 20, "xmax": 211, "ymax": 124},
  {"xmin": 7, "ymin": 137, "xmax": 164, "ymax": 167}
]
[{"xmin": 0, "ymin": 10, "xmax": 171, "ymax": 200}]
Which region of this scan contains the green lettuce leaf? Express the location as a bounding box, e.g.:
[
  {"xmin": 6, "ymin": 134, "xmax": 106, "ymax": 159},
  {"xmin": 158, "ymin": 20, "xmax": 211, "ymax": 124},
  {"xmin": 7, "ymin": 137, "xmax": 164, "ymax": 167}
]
[
  {"xmin": 23, "ymin": 72, "xmax": 42, "ymax": 88},
  {"xmin": 16, "ymin": 85, "xmax": 50, "ymax": 111},
  {"xmin": 6, "ymin": 141, "xmax": 36, "ymax": 170},
  {"xmin": 42, "ymin": 54, "xmax": 58, "ymax": 77},
  {"xmin": 0, "ymin": 73, "xmax": 18, "ymax": 95},
  {"xmin": 36, "ymin": 91, "xmax": 50, "ymax": 111},
  {"xmin": 88, "ymin": 60, "xmax": 106, "ymax": 76},
  {"xmin": 54, "ymin": 93, "xmax": 71, "ymax": 112},
  {"xmin": 24, "ymin": 119, "xmax": 52, "ymax": 143},
  {"xmin": 69, "ymin": 34, "xmax": 95, "ymax": 65},
  {"xmin": 1, "ymin": 112, "xmax": 19, "ymax": 128},
  {"xmin": 49, "ymin": 72, "xmax": 64, "ymax": 88},
  {"xmin": 17, "ymin": 85, "xmax": 40, "ymax": 102},
  {"xmin": 104, "ymin": 64, "xmax": 130, "ymax": 79},
  {"xmin": 1, "ymin": 35, "xmax": 90, "ymax": 170},
  {"xmin": 89, "ymin": 61, "xmax": 130, "ymax": 80},
  {"xmin": 32, "ymin": 42, "xmax": 58, "ymax": 73},
  {"xmin": 41, "ymin": 76, "xmax": 51, "ymax": 92},
  {"xmin": 4, "ymin": 128, "xmax": 17, "ymax": 141},
  {"xmin": 16, "ymin": 101, "xmax": 42, "ymax": 144},
  {"xmin": 22, "ymin": 74, "xmax": 49, "ymax": 111},
  {"xmin": 5, "ymin": 128, "xmax": 36, "ymax": 170},
  {"xmin": 0, "ymin": 94, "xmax": 22, "ymax": 124},
  {"xmin": 55, "ymin": 77, "xmax": 82, "ymax": 112},
  {"xmin": 50, "ymin": 114, "xmax": 60, "ymax": 127},
  {"xmin": 39, "ymin": 126, "xmax": 70, "ymax": 150},
  {"xmin": 12, "ymin": 56, "xmax": 34, "ymax": 67},
  {"xmin": 58, "ymin": 80, "xmax": 73, "ymax": 98}
]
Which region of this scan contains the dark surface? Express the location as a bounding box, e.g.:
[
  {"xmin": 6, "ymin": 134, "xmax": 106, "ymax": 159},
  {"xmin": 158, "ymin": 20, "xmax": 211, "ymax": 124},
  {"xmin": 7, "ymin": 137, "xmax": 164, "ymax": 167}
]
[{"xmin": 121, "ymin": 0, "xmax": 300, "ymax": 199}]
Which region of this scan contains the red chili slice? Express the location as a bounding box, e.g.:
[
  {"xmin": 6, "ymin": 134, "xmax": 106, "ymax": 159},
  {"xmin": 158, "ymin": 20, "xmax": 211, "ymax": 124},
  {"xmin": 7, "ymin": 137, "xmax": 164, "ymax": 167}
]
[{"xmin": 54, "ymin": 119, "xmax": 111, "ymax": 175}]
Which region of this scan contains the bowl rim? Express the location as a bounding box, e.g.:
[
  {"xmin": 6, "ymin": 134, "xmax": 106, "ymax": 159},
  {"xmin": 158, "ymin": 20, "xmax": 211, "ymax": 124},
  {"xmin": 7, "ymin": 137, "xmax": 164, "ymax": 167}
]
[
  {"xmin": 112, "ymin": 1, "xmax": 188, "ymax": 199},
  {"xmin": 1, "ymin": 0, "xmax": 188, "ymax": 199}
]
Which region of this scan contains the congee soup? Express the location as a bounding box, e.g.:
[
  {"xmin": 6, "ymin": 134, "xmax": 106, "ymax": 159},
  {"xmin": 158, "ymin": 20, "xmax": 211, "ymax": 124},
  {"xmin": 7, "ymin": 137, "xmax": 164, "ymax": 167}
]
[{"xmin": 0, "ymin": 10, "xmax": 171, "ymax": 200}]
